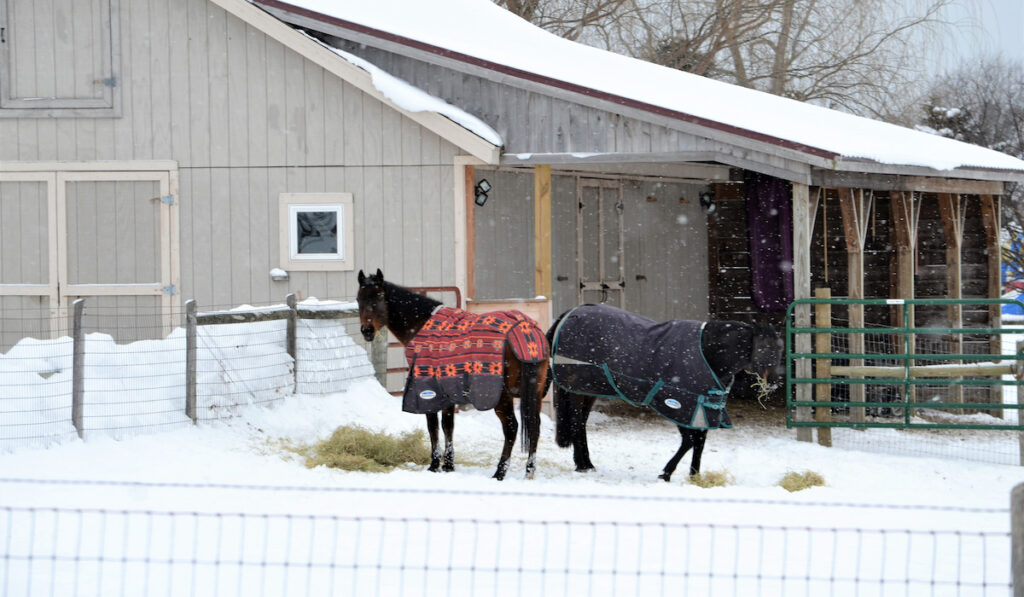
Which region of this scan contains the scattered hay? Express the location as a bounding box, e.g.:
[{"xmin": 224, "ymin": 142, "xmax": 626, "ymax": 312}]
[
  {"xmin": 302, "ymin": 425, "xmax": 432, "ymax": 473},
  {"xmin": 688, "ymin": 470, "xmax": 734, "ymax": 488},
  {"xmin": 778, "ymin": 471, "xmax": 825, "ymax": 492}
]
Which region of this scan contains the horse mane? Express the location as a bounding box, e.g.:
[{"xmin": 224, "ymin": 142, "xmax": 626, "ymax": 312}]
[
  {"xmin": 701, "ymin": 320, "xmax": 756, "ymax": 383},
  {"xmin": 383, "ymin": 280, "xmax": 442, "ymax": 337}
]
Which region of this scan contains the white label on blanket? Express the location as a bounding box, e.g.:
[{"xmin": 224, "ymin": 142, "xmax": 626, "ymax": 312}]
[
  {"xmin": 664, "ymin": 399, "xmax": 681, "ymax": 409},
  {"xmin": 420, "ymin": 390, "xmax": 436, "ymax": 400}
]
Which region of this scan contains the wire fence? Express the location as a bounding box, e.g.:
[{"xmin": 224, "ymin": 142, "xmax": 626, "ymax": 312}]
[
  {"xmin": 0, "ymin": 299, "xmax": 377, "ymax": 452},
  {"xmin": 0, "ymin": 479, "xmax": 1012, "ymax": 597}
]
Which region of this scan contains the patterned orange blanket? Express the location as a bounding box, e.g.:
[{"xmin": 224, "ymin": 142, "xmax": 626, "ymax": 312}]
[{"xmin": 402, "ymin": 307, "xmax": 548, "ymax": 414}]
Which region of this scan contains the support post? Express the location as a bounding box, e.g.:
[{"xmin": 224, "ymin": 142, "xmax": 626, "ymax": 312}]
[
  {"xmin": 982, "ymin": 195, "xmax": 1003, "ymax": 410},
  {"xmin": 814, "ymin": 288, "xmax": 833, "ymax": 447},
  {"xmin": 792, "ymin": 182, "xmax": 814, "ymax": 442},
  {"xmin": 892, "ymin": 191, "xmax": 920, "ymax": 414},
  {"xmin": 1012, "ymin": 482, "xmax": 1024, "ymax": 594},
  {"xmin": 1018, "ymin": 340, "xmax": 1024, "ymax": 466},
  {"xmin": 938, "ymin": 193, "xmax": 965, "ymax": 412},
  {"xmin": 534, "ymin": 164, "xmax": 552, "ymax": 300},
  {"xmin": 839, "ymin": 188, "xmax": 873, "ymax": 422},
  {"xmin": 185, "ymin": 300, "xmax": 197, "ymax": 424},
  {"xmin": 71, "ymin": 299, "xmax": 85, "ymax": 439},
  {"xmin": 286, "ymin": 293, "xmax": 298, "ymax": 394},
  {"xmin": 372, "ymin": 332, "xmax": 388, "ymax": 387}
]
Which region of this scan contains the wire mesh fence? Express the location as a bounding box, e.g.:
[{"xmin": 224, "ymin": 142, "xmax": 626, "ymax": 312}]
[
  {"xmin": 0, "ymin": 299, "xmax": 377, "ymax": 452},
  {"xmin": 0, "ymin": 480, "xmax": 1012, "ymax": 597}
]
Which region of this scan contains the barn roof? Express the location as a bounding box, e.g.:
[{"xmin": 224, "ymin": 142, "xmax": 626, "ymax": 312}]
[
  {"xmin": 253, "ymin": 0, "xmax": 1024, "ymax": 183},
  {"xmin": 210, "ymin": 0, "xmax": 502, "ymax": 163}
]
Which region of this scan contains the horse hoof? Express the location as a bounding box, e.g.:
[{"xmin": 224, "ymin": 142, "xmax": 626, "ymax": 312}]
[
  {"xmin": 442, "ymin": 464, "xmax": 455, "ymax": 473},
  {"xmin": 492, "ymin": 472, "xmax": 506, "ymax": 481},
  {"xmin": 658, "ymin": 473, "xmax": 671, "ymax": 482},
  {"xmin": 574, "ymin": 465, "xmax": 595, "ymax": 473}
]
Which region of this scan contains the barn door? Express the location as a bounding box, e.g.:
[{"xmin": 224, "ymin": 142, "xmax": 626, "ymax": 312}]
[
  {"xmin": 58, "ymin": 170, "xmax": 178, "ymax": 340},
  {"xmin": 577, "ymin": 178, "xmax": 625, "ymax": 308},
  {"xmin": 0, "ymin": 164, "xmax": 179, "ymax": 347}
]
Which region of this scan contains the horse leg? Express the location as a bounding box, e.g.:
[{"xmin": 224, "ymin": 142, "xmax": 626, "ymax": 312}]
[
  {"xmin": 659, "ymin": 426, "xmax": 697, "ymax": 482},
  {"xmin": 425, "ymin": 413, "xmax": 442, "ymax": 472},
  {"xmin": 441, "ymin": 406, "xmax": 455, "ymax": 472},
  {"xmin": 518, "ymin": 360, "xmax": 545, "ymax": 480},
  {"xmin": 687, "ymin": 429, "xmax": 709, "ymax": 476},
  {"xmin": 572, "ymin": 394, "xmax": 597, "ymax": 472},
  {"xmin": 491, "ymin": 392, "xmax": 518, "ymax": 481}
]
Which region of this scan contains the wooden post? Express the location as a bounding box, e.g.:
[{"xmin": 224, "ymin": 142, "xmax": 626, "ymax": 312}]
[
  {"xmin": 938, "ymin": 193, "xmax": 965, "ymax": 412},
  {"xmin": 839, "ymin": 188, "xmax": 873, "ymax": 422},
  {"xmin": 814, "ymin": 288, "xmax": 833, "ymax": 447},
  {"xmin": 465, "ymin": 165, "xmax": 477, "ymax": 300},
  {"xmin": 1013, "ymin": 483, "xmax": 1024, "ymax": 594},
  {"xmin": 286, "ymin": 293, "xmax": 298, "ymax": 394},
  {"xmin": 534, "ymin": 164, "xmax": 552, "ymax": 299},
  {"xmin": 792, "ymin": 182, "xmax": 814, "ymax": 442},
  {"xmin": 892, "ymin": 191, "xmax": 920, "ymax": 414},
  {"xmin": 1018, "ymin": 339, "xmax": 1024, "ymax": 466},
  {"xmin": 185, "ymin": 300, "xmax": 197, "ymax": 424},
  {"xmin": 982, "ymin": 195, "xmax": 1003, "ymax": 410},
  {"xmin": 372, "ymin": 332, "xmax": 388, "ymax": 387},
  {"xmin": 71, "ymin": 299, "xmax": 85, "ymax": 439}
]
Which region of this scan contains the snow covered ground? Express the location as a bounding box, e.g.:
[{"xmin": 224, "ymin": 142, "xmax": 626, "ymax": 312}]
[{"xmin": 1, "ymin": 310, "xmax": 1022, "ymax": 595}]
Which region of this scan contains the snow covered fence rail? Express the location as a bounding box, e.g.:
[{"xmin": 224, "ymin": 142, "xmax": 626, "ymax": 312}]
[
  {"xmin": 0, "ymin": 479, "xmax": 1013, "ymax": 597},
  {"xmin": 0, "ymin": 296, "xmax": 379, "ymax": 451}
]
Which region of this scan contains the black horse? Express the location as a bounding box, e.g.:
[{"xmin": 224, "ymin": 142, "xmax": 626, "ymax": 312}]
[
  {"xmin": 356, "ymin": 269, "xmax": 549, "ymax": 480},
  {"xmin": 546, "ymin": 303, "xmax": 782, "ymax": 482}
]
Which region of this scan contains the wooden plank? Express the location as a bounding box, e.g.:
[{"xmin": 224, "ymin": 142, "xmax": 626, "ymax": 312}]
[
  {"xmin": 814, "ymin": 287, "xmax": 832, "ymax": 447},
  {"xmin": 207, "ymin": 3, "xmax": 229, "ymax": 167},
  {"xmin": 534, "ymin": 164, "xmax": 552, "ymax": 299},
  {"xmin": 464, "ymin": 164, "xmax": 477, "ymax": 298},
  {"xmin": 149, "ymin": 0, "xmax": 172, "ymax": 160},
  {"xmin": 226, "ymin": 11, "xmax": 250, "ymax": 167}
]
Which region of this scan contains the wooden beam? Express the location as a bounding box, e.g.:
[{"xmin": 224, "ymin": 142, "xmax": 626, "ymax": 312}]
[
  {"xmin": 838, "ymin": 188, "xmax": 872, "ymax": 422},
  {"xmin": 465, "ymin": 164, "xmax": 476, "ymax": 300},
  {"xmin": 981, "ymin": 195, "xmax": 1003, "ymax": 406},
  {"xmin": 534, "ymin": 165, "xmax": 553, "ymax": 300},
  {"xmin": 814, "ymin": 287, "xmax": 833, "ymax": 447},
  {"xmin": 814, "ymin": 171, "xmax": 1011, "ymax": 194},
  {"xmin": 938, "ymin": 193, "xmax": 965, "ymax": 410},
  {"xmin": 792, "ymin": 182, "xmax": 814, "ymax": 442}
]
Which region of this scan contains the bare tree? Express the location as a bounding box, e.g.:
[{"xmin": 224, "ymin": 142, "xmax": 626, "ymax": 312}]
[
  {"xmin": 497, "ymin": 0, "xmax": 951, "ymax": 120},
  {"xmin": 919, "ymin": 56, "xmax": 1024, "ymax": 284}
]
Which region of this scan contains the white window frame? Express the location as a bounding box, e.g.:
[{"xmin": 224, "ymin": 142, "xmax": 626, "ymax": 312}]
[{"xmin": 278, "ymin": 193, "xmax": 354, "ymax": 272}]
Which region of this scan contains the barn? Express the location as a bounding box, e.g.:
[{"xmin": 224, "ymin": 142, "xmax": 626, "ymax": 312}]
[{"xmin": 3, "ymin": 0, "xmax": 1024, "ymax": 395}]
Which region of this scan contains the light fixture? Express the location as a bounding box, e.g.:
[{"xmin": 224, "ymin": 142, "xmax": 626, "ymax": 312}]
[
  {"xmin": 474, "ymin": 179, "xmax": 492, "ymax": 207},
  {"xmin": 699, "ymin": 191, "xmax": 716, "ymax": 214}
]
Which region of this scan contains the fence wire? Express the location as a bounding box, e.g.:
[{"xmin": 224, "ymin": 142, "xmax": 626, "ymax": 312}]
[
  {"xmin": 0, "ymin": 302, "xmax": 375, "ymax": 451},
  {"xmin": 0, "ymin": 480, "xmax": 1012, "ymax": 597}
]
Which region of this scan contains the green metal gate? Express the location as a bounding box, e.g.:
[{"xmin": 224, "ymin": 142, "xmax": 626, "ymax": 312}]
[{"xmin": 785, "ymin": 297, "xmax": 1024, "ymax": 432}]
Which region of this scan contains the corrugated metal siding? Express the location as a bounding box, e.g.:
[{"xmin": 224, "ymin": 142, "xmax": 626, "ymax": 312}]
[{"xmin": 0, "ymin": 0, "xmax": 462, "ymax": 310}]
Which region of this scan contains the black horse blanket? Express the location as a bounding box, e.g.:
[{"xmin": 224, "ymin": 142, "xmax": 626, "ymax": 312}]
[
  {"xmin": 403, "ymin": 307, "xmax": 548, "ymax": 414},
  {"xmin": 550, "ymin": 304, "xmax": 732, "ymax": 429}
]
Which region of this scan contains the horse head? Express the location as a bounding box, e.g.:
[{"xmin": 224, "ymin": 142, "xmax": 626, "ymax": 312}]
[
  {"xmin": 748, "ymin": 323, "xmax": 783, "ymax": 379},
  {"xmin": 356, "ymin": 268, "xmax": 388, "ymax": 341}
]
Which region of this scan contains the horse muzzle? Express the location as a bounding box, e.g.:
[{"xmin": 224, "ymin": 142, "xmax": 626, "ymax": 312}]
[{"xmin": 360, "ymin": 325, "xmax": 377, "ymax": 342}]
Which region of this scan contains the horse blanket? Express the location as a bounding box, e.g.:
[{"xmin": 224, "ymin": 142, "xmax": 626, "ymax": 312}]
[
  {"xmin": 403, "ymin": 307, "xmax": 549, "ymax": 414},
  {"xmin": 550, "ymin": 304, "xmax": 732, "ymax": 430}
]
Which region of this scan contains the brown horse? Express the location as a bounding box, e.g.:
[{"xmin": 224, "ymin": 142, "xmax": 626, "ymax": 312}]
[{"xmin": 356, "ymin": 269, "xmax": 549, "ymax": 480}]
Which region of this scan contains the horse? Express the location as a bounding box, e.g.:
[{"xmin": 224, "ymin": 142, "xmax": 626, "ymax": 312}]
[
  {"xmin": 546, "ymin": 303, "xmax": 782, "ymax": 482},
  {"xmin": 356, "ymin": 269, "xmax": 549, "ymax": 480}
]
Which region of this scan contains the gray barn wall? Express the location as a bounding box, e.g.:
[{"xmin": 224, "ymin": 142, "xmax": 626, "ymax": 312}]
[
  {"xmin": 0, "ymin": 0, "xmax": 462, "ymax": 311},
  {"xmin": 474, "ymin": 169, "xmax": 709, "ymax": 323}
]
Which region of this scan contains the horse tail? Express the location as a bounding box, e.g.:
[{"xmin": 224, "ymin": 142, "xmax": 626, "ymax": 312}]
[
  {"xmin": 545, "ymin": 310, "xmax": 574, "ymax": 449},
  {"xmin": 518, "ymin": 359, "xmax": 541, "ymax": 453}
]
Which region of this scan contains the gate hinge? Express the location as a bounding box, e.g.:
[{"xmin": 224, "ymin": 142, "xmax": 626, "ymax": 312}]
[
  {"xmin": 162, "ymin": 285, "xmax": 177, "ymax": 296},
  {"xmin": 103, "ymin": 76, "xmax": 118, "ymax": 88},
  {"xmin": 161, "ymin": 194, "xmax": 175, "ymax": 205}
]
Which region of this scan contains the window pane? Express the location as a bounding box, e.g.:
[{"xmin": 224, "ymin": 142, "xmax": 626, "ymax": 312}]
[{"xmin": 296, "ymin": 211, "xmax": 338, "ymax": 255}]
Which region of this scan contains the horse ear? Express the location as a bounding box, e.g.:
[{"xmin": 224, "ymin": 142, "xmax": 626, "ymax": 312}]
[
  {"xmin": 358, "ymin": 270, "xmax": 366, "ymax": 285},
  {"xmin": 375, "ymin": 268, "xmax": 383, "ymax": 281}
]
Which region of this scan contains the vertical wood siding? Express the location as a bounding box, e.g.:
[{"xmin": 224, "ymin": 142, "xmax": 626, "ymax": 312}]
[{"xmin": 0, "ymin": 0, "xmax": 463, "ymax": 310}]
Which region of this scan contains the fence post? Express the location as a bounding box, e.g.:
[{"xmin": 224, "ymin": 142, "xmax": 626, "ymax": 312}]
[
  {"xmin": 1018, "ymin": 340, "xmax": 1024, "ymax": 467},
  {"xmin": 71, "ymin": 299, "xmax": 85, "ymax": 439},
  {"xmin": 814, "ymin": 288, "xmax": 833, "ymax": 447},
  {"xmin": 286, "ymin": 293, "xmax": 298, "ymax": 394},
  {"xmin": 1013, "ymin": 482, "xmax": 1024, "ymax": 595},
  {"xmin": 185, "ymin": 300, "xmax": 197, "ymax": 424},
  {"xmin": 372, "ymin": 332, "xmax": 387, "ymax": 387}
]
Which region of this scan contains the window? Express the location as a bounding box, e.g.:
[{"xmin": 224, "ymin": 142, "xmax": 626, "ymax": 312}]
[
  {"xmin": 279, "ymin": 193, "xmax": 354, "ymax": 271},
  {"xmin": 0, "ymin": 0, "xmax": 121, "ymax": 117}
]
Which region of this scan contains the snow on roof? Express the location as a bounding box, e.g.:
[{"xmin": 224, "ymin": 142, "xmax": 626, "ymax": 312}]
[
  {"xmin": 269, "ymin": 0, "xmax": 1024, "ymax": 175},
  {"xmin": 299, "ymin": 32, "xmax": 502, "ymax": 146}
]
